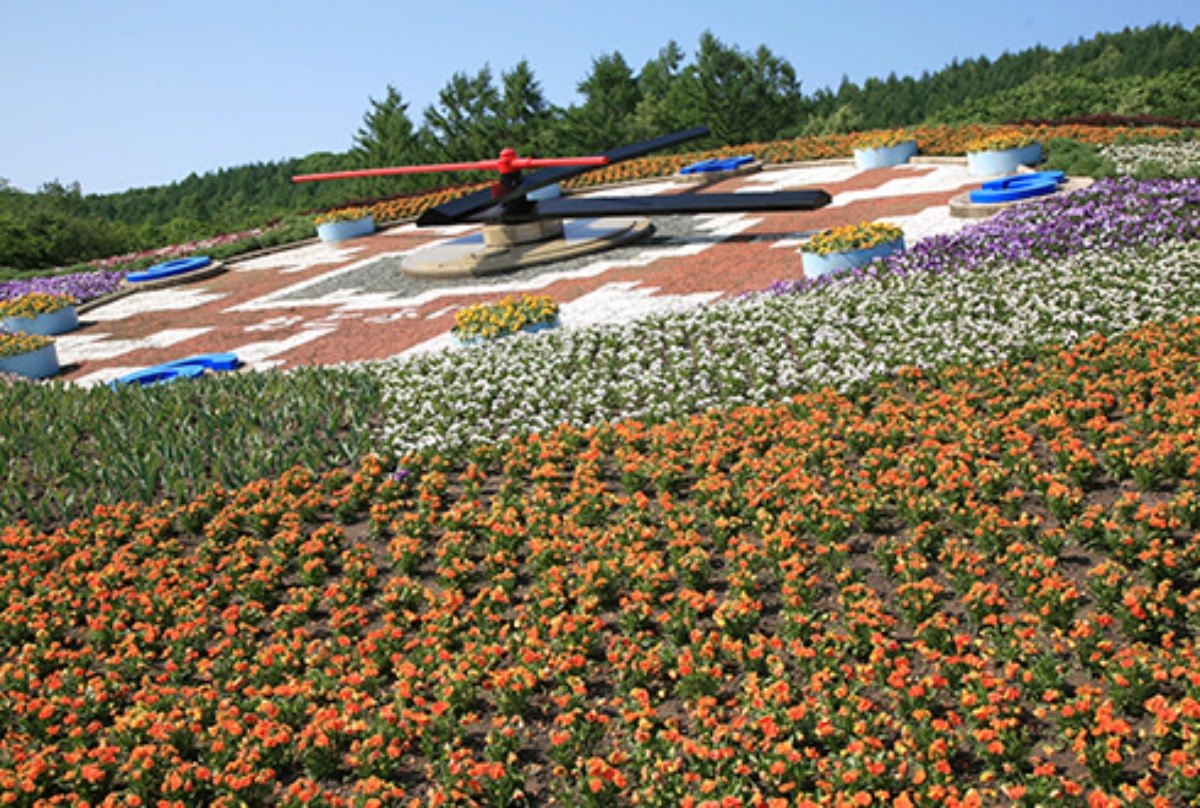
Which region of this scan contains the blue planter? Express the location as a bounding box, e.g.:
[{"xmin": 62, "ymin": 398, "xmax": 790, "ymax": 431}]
[
  {"xmin": 853, "ymin": 141, "xmax": 918, "ymax": 170},
  {"xmin": 127, "ymin": 256, "xmax": 213, "ymax": 284},
  {"xmin": 2, "ymin": 305, "xmax": 79, "ymax": 336},
  {"xmin": 680, "ymin": 156, "xmax": 755, "ymax": 175},
  {"xmin": 967, "ymin": 143, "xmax": 1043, "ymax": 177},
  {"xmin": 969, "ymin": 171, "xmax": 1066, "ymax": 204},
  {"xmin": 801, "ymin": 237, "xmax": 904, "ymax": 278},
  {"xmin": 317, "ymin": 216, "xmax": 375, "ymax": 242},
  {"xmin": 0, "ymin": 343, "xmax": 59, "ymax": 379},
  {"xmin": 453, "ymin": 317, "xmax": 560, "ymax": 347},
  {"xmin": 111, "ymin": 352, "xmax": 241, "ymax": 387},
  {"xmin": 112, "ymin": 364, "xmax": 207, "ymax": 387}
]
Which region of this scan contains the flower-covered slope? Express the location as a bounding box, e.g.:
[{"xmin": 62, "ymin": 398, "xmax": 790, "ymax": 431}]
[
  {"xmin": 379, "ymin": 178, "xmax": 1200, "ymax": 456},
  {"xmin": 2, "ymin": 148, "xmax": 1200, "ymax": 806},
  {"xmin": 2, "ymin": 317, "xmax": 1200, "ymax": 804}
]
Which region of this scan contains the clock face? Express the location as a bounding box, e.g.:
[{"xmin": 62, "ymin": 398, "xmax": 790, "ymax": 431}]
[{"xmin": 60, "ymin": 161, "xmax": 983, "ymax": 387}]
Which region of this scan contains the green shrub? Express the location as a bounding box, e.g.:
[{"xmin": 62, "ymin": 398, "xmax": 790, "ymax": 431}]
[{"xmin": 1042, "ymin": 138, "xmax": 1118, "ymax": 177}]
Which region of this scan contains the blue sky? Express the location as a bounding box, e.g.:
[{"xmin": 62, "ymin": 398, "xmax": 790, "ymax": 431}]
[{"xmin": 1, "ymin": 0, "xmax": 1196, "ymax": 195}]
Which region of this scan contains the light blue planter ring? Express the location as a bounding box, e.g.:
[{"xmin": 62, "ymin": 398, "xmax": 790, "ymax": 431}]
[
  {"xmin": 967, "ymin": 143, "xmax": 1043, "ymax": 177},
  {"xmin": 969, "ymin": 171, "xmax": 1066, "ymax": 204},
  {"xmin": 453, "ymin": 317, "xmax": 560, "ymax": 347},
  {"xmin": 0, "ymin": 343, "xmax": 59, "ymax": 379},
  {"xmin": 2, "ymin": 305, "xmax": 79, "ymax": 336},
  {"xmin": 317, "ymin": 216, "xmax": 376, "ymax": 243},
  {"xmin": 111, "ymin": 352, "xmax": 241, "ymax": 387},
  {"xmin": 127, "ymin": 256, "xmax": 213, "ymax": 284},
  {"xmin": 801, "ymin": 237, "xmax": 905, "ymax": 279},
  {"xmin": 854, "ymin": 141, "xmax": 918, "ymax": 170}
]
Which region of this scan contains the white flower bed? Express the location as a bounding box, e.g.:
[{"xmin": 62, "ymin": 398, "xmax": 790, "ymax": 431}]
[
  {"xmin": 1100, "ymin": 140, "xmax": 1200, "ymax": 177},
  {"xmin": 377, "ymin": 241, "xmax": 1200, "ymax": 456}
]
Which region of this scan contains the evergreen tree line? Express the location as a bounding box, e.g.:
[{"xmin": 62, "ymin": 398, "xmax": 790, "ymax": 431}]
[{"xmin": 2, "ymin": 24, "xmax": 1198, "ymax": 273}]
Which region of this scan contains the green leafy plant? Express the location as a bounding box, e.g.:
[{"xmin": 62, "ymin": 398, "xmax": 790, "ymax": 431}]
[{"xmin": 0, "ymin": 364, "xmax": 387, "ymax": 527}]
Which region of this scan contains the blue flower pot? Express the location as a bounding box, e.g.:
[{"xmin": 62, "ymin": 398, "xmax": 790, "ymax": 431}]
[
  {"xmin": 853, "ymin": 141, "xmax": 918, "ymax": 170},
  {"xmin": 0, "ymin": 343, "xmax": 59, "ymax": 379},
  {"xmin": 317, "ymin": 216, "xmax": 375, "ymax": 242},
  {"xmin": 967, "ymin": 143, "xmax": 1043, "ymax": 177},
  {"xmin": 2, "ymin": 305, "xmax": 79, "ymax": 336},
  {"xmin": 801, "ymin": 237, "xmax": 904, "ymax": 278}
]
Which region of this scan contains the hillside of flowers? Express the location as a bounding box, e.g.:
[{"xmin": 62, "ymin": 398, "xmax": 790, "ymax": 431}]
[
  {"xmin": 3, "ymin": 136, "xmax": 1200, "ymax": 805},
  {"xmin": 3, "ymin": 313, "xmax": 1200, "ymax": 804}
]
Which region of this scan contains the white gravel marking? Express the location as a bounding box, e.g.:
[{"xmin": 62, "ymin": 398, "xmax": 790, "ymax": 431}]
[
  {"xmin": 829, "ymin": 164, "xmax": 975, "ymax": 208},
  {"xmin": 56, "ymin": 328, "xmax": 214, "ymax": 363},
  {"xmin": 737, "ymin": 165, "xmax": 859, "ymax": 192},
  {"xmin": 233, "ymin": 242, "xmax": 368, "ymax": 273},
  {"xmin": 229, "ymin": 328, "xmax": 338, "ymax": 370},
  {"xmin": 84, "ymin": 288, "xmax": 228, "ymax": 322}
]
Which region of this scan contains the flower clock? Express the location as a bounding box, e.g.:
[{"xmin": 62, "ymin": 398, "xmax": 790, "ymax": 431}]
[{"xmin": 452, "ymin": 294, "xmax": 560, "ymax": 344}]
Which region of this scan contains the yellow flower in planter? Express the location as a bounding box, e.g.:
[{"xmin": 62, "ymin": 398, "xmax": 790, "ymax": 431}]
[
  {"xmin": 0, "ymin": 293, "xmax": 76, "ymax": 319},
  {"xmin": 966, "ymin": 130, "xmax": 1039, "ymax": 153},
  {"xmin": 855, "ymin": 129, "xmax": 916, "ymax": 150},
  {"xmin": 313, "ymin": 206, "xmax": 372, "ymax": 226},
  {"xmin": 0, "ymin": 331, "xmax": 53, "ymax": 359},
  {"xmin": 805, "ymin": 222, "xmax": 904, "ymax": 255},
  {"xmin": 453, "ymin": 295, "xmax": 560, "ymax": 342}
]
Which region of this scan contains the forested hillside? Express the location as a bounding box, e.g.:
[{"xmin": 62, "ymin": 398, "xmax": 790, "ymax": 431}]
[
  {"xmin": 803, "ymin": 23, "xmax": 1200, "ymax": 131},
  {"xmin": 2, "ymin": 23, "xmax": 1197, "ymax": 274}
]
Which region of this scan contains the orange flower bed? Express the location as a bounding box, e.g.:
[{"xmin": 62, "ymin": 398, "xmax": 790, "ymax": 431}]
[{"xmin": 5, "ymin": 318, "xmax": 1200, "ymax": 804}]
